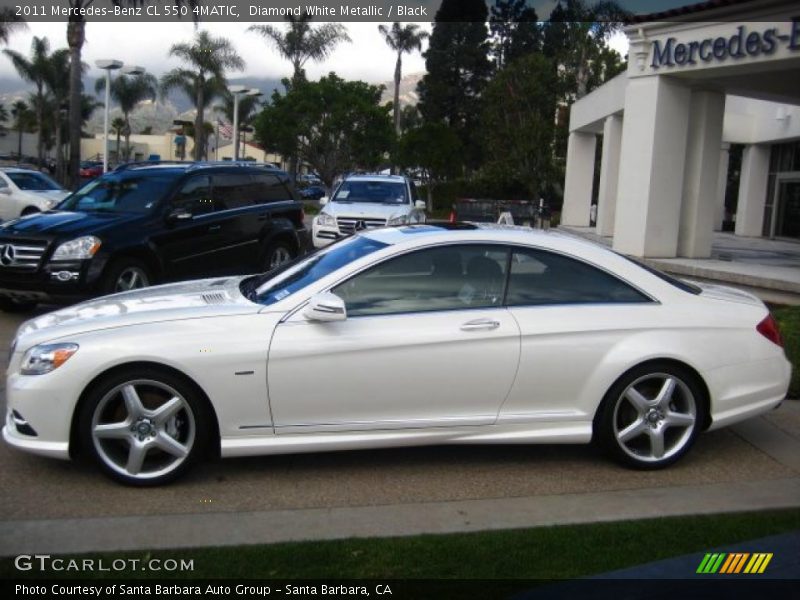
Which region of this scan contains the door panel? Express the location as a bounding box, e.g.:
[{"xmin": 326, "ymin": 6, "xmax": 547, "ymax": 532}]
[{"xmin": 268, "ymin": 308, "xmax": 520, "ymax": 432}]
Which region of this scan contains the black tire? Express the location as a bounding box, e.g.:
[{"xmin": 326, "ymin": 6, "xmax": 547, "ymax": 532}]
[
  {"xmin": 263, "ymin": 241, "xmax": 296, "ymax": 272},
  {"xmin": 102, "ymin": 258, "xmax": 153, "ymax": 295},
  {"xmin": 0, "ymin": 296, "xmax": 38, "ymax": 313},
  {"xmin": 78, "ymin": 367, "xmax": 212, "ymax": 486},
  {"xmin": 595, "ymin": 362, "xmax": 706, "ymax": 470}
]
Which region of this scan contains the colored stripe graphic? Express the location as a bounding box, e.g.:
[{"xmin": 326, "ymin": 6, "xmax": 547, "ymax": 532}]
[{"xmin": 697, "ymin": 552, "xmax": 773, "ymax": 574}]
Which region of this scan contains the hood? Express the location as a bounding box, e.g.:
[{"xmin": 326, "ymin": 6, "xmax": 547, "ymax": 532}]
[
  {"xmin": 0, "ymin": 209, "xmax": 144, "ymax": 237},
  {"xmin": 15, "ymin": 276, "xmax": 261, "ymax": 349},
  {"xmin": 695, "ymin": 281, "xmax": 764, "ymax": 307},
  {"xmin": 322, "ymin": 201, "xmax": 412, "ymax": 220}
]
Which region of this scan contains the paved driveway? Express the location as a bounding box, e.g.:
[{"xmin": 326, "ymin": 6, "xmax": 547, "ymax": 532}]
[{"xmin": 0, "ymin": 306, "xmax": 798, "ymax": 554}]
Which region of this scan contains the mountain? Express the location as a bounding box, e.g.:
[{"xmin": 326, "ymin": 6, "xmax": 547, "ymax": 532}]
[{"xmin": 380, "ymin": 72, "xmax": 423, "ymax": 108}]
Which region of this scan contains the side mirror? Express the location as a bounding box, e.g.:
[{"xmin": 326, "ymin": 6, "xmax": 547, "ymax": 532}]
[
  {"xmin": 166, "ymin": 207, "xmax": 192, "ymax": 224},
  {"xmin": 319, "ymin": 196, "xmax": 329, "ymax": 206},
  {"xmin": 303, "ymin": 291, "xmax": 347, "ymax": 322},
  {"xmin": 0, "ymin": 188, "xmax": 11, "ymax": 195},
  {"xmin": 414, "ymin": 200, "xmax": 426, "ymax": 210}
]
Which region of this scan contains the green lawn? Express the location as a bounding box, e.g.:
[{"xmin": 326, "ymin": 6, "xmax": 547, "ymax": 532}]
[
  {"xmin": 774, "ymin": 305, "xmax": 799, "ymax": 397},
  {"xmin": 5, "ymin": 509, "xmax": 799, "ymax": 581}
]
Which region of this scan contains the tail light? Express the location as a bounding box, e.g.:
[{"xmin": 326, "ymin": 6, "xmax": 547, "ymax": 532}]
[{"xmin": 756, "ymin": 314, "xmax": 783, "ymax": 347}]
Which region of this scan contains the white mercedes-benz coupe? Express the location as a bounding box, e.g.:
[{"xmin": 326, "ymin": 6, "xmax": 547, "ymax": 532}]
[{"xmin": 4, "ymin": 224, "xmax": 791, "ymax": 485}]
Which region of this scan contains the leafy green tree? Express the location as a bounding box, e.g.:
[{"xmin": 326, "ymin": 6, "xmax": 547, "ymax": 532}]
[
  {"xmin": 111, "ymin": 116, "xmax": 126, "ymax": 161},
  {"xmin": 417, "ymin": 0, "xmax": 492, "ymax": 171},
  {"xmin": 254, "ymin": 74, "xmax": 392, "ymax": 188},
  {"xmin": 10, "ymin": 100, "xmax": 33, "ymax": 160},
  {"xmin": 0, "ymin": 8, "xmax": 26, "ymax": 45},
  {"xmin": 161, "ymin": 70, "xmax": 226, "ymax": 160},
  {"xmin": 378, "ymin": 22, "xmax": 428, "ymax": 136},
  {"xmin": 489, "ymin": 0, "xmax": 542, "ymax": 70},
  {"xmin": 163, "ymin": 31, "xmax": 244, "ymax": 160},
  {"xmin": 396, "ymin": 122, "xmax": 462, "ymax": 210},
  {"xmin": 95, "ymin": 72, "xmax": 158, "ymax": 161},
  {"xmin": 66, "ymin": 1, "xmax": 198, "ymax": 188},
  {"xmin": 4, "ymin": 36, "xmax": 55, "ymax": 166},
  {"xmin": 481, "ymin": 53, "xmax": 558, "ymax": 199},
  {"xmin": 248, "ymin": 14, "xmax": 350, "ymax": 86}
]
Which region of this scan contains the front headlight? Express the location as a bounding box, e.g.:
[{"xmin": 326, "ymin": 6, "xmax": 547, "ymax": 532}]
[
  {"xmin": 316, "ymin": 213, "xmax": 336, "ymax": 227},
  {"xmin": 51, "ymin": 236, "xmax": 101, "ymax": 260},
  {"xmin": 20, "ymin": 343, "xmax": 79, "ymax": 375},
  {"xmin": 387, "ymin": 214, "xmax": 409, "ymax": 226}
]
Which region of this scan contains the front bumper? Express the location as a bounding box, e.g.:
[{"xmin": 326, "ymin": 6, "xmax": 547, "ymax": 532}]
[{"xmin": 0, "ymin": 256, "xmax": 109, "ymax": 305}]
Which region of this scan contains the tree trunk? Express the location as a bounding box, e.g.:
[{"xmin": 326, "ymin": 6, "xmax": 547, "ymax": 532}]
[
  {"xmin": 116, "ymin": 131, "xmax": 121, "ymax": 162},
  {"xmin": 67, "ymin": 18, "xmax": 85, "ymax": 189},
  {"xmin": 393, "ymin": 53, "xmax": 402, "ymax": 137},
  {"xmin": 35, "ymin": 83, "xmax": 44, "ymax": 168},
  {"xmin": 123, "ymin": 115, "xmax": 131, "ymax": 162},
  {"xmin": 194, "ymin": 76, "xmax": 205, "ymax": 161},
  {"xmin": 16, "ymin": 124, "xmax": 22, "ymax": 161},
  {"xmin": 53, "ymin": 111, "xmax": 62, "ymax": 183}
]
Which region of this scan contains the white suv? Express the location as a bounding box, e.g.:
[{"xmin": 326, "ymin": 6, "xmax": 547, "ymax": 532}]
[
  {"xmin": 0, "ymin": 168, "xmax": 70, "ymax": 221},
  {"xmin": 312, "ymin": 174, "xmax": 426, "ymax": 248}
]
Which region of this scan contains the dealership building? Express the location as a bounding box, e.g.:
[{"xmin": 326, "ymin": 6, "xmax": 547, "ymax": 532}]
[{"xmin": 562, "ymin": 0, "xmax": 800, "ymax": 258}]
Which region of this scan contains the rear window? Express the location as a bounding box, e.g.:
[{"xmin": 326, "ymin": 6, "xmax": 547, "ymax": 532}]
[{"xmin": 621, "ymin": 255, "xmax": 702, "ymax": 295}]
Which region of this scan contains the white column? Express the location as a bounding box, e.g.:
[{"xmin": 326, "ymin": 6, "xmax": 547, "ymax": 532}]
[
  {"xmin": 612, "ymin": 76, "xmax": 692, "ymax": 257},
  {"xmin": 561, "ymin": 131, "xmax": 597, "ymax": 227},
  {"xmin": 714, "ymin": 143, "xmax": 730, "ymax": 231},
  {"xmin": 735, "ymin": 144, "xmax": 771, "ymax": 237},
  {"xmin": 678, "ymin": 91, "xmax": 726, "ymax": 258},
  {"xmin": 595, "ymin": 114, "xmax": 623, "ymax": 237}
]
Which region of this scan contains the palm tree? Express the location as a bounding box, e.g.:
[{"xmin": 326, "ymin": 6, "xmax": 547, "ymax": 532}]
[
  {"xmin": 0, "ymin": 8, "xmax": 26, "ymax": 45},
  {"xmin": 43, "ymin": 48, "xmax": 72, "ymax": 182},
  {"xmin": 0, "ymin": 102, "xmax": 8, "ymax": 127},
  {"xmin": 66, "ymin": 1, "xmax": 198, "ymax": 188},
  {"xmin": 111, "ymin": 116, "xmax": 125, "ymax": 161},
  {"xmin": 378, "ymin": 23, "xmax": 428, "ymax": 136},
  {"xmin": 4, "ymin": 36, "xmax": 54, "ymax": 167},
  {"xmin": 10, "ymin": 100, "xmax": 32, "ymax": 161},
  {"xmin": 248, "ymin": 13, "xmax": 351, "ymax": 86},
  {"xmin": 163, "ymin": 31, "xmax": 244, "ymax": 160},
  {"xmin": 95, "ymin": 72, "xmax": 158, "ymax": 161}
]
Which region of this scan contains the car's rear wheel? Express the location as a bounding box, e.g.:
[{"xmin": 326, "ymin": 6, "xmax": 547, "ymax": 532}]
[
  {"xmin": 264, "ymin": 241, "xmax": 295, "ymax": 271},
  {"xmin": 0, "ymin": 296, "xmax": 38, "ymax": 313},
  {"xmin": 78, "ymin": 368, "xmax": 210, "ymax": 486},
  {"xmin": 103, "ymin": 259, "xmax": 152, "ymax": 294},
  {"xmin": 596, "ymin": 363, "xmax": 705, "ymax": 469}
]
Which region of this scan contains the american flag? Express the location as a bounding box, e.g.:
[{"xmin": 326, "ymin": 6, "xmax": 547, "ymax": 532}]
[{"xmin": 218, "ymin": 120, "xmax": 233, "ymax": 140}]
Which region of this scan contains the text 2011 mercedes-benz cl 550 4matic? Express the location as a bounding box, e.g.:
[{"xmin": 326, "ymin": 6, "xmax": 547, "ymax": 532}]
[{"xmin": 3, "ymin": 224, "xmax": 791, "ymax": 485}]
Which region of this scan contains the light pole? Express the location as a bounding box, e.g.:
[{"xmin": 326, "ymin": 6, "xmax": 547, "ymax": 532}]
[
  {"xmin": 96, "ymin": 59, "xmax": 123, "ymax": 173},
  {"xmin": 242, "ymin": 89, "xmax": 262, "ymax": 159}
]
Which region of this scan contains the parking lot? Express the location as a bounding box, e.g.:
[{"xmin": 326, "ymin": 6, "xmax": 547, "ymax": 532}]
[{"xmin": 1, "ymin": 306, "xmax": 798, "ymax": 528}]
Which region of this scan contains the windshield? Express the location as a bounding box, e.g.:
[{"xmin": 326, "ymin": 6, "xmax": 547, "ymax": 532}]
[
  {"xmin": 59, "ymin": 172, "xmax": 180, "ymax": 214},
  {"xmin": 8, "ymin": 172, "xmax": 61, "ymax": 191},
  {"xmin": 243, "ymin": 236, "xmax": 389, "ymax": 306},
  {"xmin": 332, "ymin": 180, "xmax": 408, "ymax": 205}
]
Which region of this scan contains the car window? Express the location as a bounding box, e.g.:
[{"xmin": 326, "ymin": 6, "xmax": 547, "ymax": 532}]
[
  {"xmin": 252, "ymin": 172, "xmax": 292, "ymax": 203},
  {"xmin": 7, "ymin": 171, "xmax": 61, "ymax": 191},
  {"xmin": 213, "ymin": 173, "xmax": 256, "ymax": 210},
  {"xmin": 172, "ymin": 176, "xmax": 213, "ymax": 216},
  {"xmin": 61, "ymin": 173, "xmax": 179, "ymax": 214},
  {"xmin": 250, "ymin": 236, "xmax": 388, "ymax": 306},
  {"xmin": 0, "ymin": 176, "xmax": 7, "ymax": 189},
  {"xmin": 332, "ymin": 181, "xmax": 408, "ymax": 205},
  {"xmin": 506, "ymin": 247, "xmax": 651, "ymax": 306},
  {"xmin": 333, "ymin": 245, "xmax": 509, "ymax": 317}
]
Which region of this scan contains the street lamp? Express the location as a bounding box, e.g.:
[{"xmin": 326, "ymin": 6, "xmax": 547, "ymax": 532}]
[{"xmin": 96, "ymin": 59, "xmax": 123, "ymax": 174}]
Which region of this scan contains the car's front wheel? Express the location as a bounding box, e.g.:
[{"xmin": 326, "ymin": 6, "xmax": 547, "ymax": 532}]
[
  {"xmin": 78, "ymin": 368, "xmax": 210, "ymax": 486},
  {"xmin": 103, "ymin": 259, "xmax": 153, "ymax": 294},
  {"xmin": 263, "ymin": 241, "xmax": 295, "ymax": 271},
  {"xmin": 596, "ymin": 363, "xmax": 706, "ymax": 469},
  {"xmin": 0, "ymin": 296, "xmax": 38, "ymax": 313}
]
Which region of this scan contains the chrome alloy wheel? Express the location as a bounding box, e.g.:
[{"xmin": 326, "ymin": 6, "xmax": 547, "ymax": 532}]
[
  {"xmin": 91, "ymin": 379, "xmax": 196, "ymax": 480},
  {"xmin": 114, "ymin": 266, "xmax": 150, "ymax": 292},
  {"xmin": 269, "ymin": 246, "xmax": 292, "ymax": 269},
  {"xmin": 612, "ymin": 373, "xmax": 697, "ymax": 463}
]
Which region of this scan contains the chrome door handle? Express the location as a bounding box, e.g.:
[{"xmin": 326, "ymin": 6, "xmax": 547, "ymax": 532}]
[{"xmin": 460, "ymin": 319, "xmax": 500, "ymax": 331}]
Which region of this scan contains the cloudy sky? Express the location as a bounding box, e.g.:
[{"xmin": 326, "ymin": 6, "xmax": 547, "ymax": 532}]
[{"xmin": 0, "ymin": 0, "xmax": 698, "ymax": 84}]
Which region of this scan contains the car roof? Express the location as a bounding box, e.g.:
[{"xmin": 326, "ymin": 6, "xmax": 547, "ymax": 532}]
[
  {"xmin": 343, "ymin": 174, "xmax": 407, "ymax": 183},
  {"xmin": 0, "ymin": 167, "xmax": 42, "ymax": 174}
]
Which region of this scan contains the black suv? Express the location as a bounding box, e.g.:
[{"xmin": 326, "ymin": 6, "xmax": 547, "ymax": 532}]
[{"xmin": 0, "ymin": 162, "xmax": 308, "ymax": 311}]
